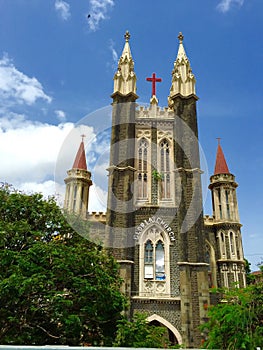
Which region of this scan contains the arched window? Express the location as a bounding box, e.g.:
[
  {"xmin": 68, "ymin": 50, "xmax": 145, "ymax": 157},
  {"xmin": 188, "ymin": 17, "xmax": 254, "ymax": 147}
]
[
  {"xmin": 225, "ymin": 190, "xmax": 230, "ymax": 219},
  {"xmin": 229, "ymin": 231, "xmax": 236, "ymax": 256},
  {"xmin": 205, "ymin": 244, "xmax": 213, "ymax": 288},
  {"xmin": 220, "ymin": 232, "xmax": 226, "ymax": 257},
  {"xmin": 144, "ymin": 240, "xmax": 154, "ymax": 279},
  {"xmin": 73, "ymin": 184, "xmax": 77, "ymax": 211},
  {"xmin": 139, "ymin": 225, "xmax": 171, "ymax": 297},
  {"xmin": 160, "ymin": 139, "xmax": 170, "ymax": 199},
  {"xmin": 138, "ymin": 138, "xmax": 148, "ymax": 199},
  {"xmin": 80, "ymin": 186, "xmax": 84, "ymax": 210},
  {"xmin": 144, "ymin": 238, "xmax": 166, "ymax": 280},
  {"xmin": 155, "ymin": 241, "xmax": 165, "ymax": 280},
  {"xmin": 217, "ymin": 189, "xmax": 222, "ymax": 219}
]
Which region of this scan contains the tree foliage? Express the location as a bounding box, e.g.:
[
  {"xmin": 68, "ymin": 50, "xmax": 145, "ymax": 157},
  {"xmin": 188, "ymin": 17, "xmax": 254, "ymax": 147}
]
[
  {"xmin": 244, "ymin": 258, "xmax": 255, "ymax": 285},
  {"xmin": 113, "ymin": 313, "xmax": 172, "ymax": 348},
  {"xmin": 0, "ymin": 184, "xmax": 126, "ymax": 346},
  {"xmin": 201, "ymin": 274, "xmax": 263, "ymax": 349}
]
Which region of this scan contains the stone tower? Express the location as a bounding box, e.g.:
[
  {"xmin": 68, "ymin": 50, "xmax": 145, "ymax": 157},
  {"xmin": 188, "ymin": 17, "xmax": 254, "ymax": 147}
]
[
  {"xmin": 207, "ymin": 141, "xmax": 246, "ymax": 288},
  {"xmin": 106, "ymin": 32, "xmax": 209, "ymax": 348},
  {"xmin": 64, "ymin": 31, "xmax": 246, "ymax": 348},
  {"xmin": 105, "ymin": 31, "xmax": 138, "ymax": 296},
  {"xmin": 64, "ymin": 138, "xmax": 92, "ymax": 218}
]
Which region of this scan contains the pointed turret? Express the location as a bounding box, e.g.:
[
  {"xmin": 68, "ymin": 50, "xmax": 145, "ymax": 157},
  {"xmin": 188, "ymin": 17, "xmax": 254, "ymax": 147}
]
[
  {"xmin": 64, "ymin": 137, "xmax": 92, "ymax": 218},
  {"xmin": 72, "ymin": 140, "xmax": 87, "ymax": 170},
  {"xmin": 209, "ymin": 140, "xmax": 239, "ymax": 222},
  {"xmin": 208, "ymin": 141, "xmax": 245, "ymax": 289},
  {"xmin": 214, "ymin": 140, "xmax": 230, "ymax": 174},
  {"xmin": 168, "ymin": 32, "xmax": 196, "ymax": 104},
  {"xmin": 112, "ymin": 31, "xmax": 138, "ymax": 98}
]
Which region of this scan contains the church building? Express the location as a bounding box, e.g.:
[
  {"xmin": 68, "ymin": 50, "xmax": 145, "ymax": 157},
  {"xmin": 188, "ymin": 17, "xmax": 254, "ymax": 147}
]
[{"xmin": 63, "ymin": 32, "xmax": 246, "ymax": 348}]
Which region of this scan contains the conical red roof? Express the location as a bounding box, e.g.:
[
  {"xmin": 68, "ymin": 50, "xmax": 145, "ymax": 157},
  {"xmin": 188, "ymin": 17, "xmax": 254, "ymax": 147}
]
[
  {"xmin": 214, "ymin": 142, "xmax": 230, "ymax": 175},
  {"xmin": 72, "ymin": 141, "xmax": 87, "ymax": 170}
]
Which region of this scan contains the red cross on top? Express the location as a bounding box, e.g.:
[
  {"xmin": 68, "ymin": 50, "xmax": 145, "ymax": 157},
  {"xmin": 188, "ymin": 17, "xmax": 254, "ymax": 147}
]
[{"xmin": 146, "ymin": 73, "xmax": 162, "ymax": 97}]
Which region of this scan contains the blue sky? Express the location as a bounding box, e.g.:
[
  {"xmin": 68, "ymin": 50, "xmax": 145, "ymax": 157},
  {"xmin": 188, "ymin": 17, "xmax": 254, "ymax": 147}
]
[{"xmin": 0, "ymin": 0, "xmax": 262, "ymax": 270}]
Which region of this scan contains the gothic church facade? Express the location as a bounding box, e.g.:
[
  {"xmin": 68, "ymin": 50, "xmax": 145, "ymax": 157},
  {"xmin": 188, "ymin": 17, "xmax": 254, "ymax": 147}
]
[{"xmin": 64, "ymin": 32, "xmax": 246, "ymax": 348}]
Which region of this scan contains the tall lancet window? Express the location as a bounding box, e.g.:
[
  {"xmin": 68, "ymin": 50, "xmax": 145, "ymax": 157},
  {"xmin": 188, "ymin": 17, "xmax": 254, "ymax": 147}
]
[
  {"xmin": 138, "ymin": 138, "xmax": 148, "ymax": 199},
  {"xmin": 144, "ymin": 240, "xmax": 154, "ymax": 279},
  {"xmin": 144, "ymin": 239, "xmax": 166, "ymax": 280},
  {"xmin": 155, "ymin": 241, "xmax": 165, "ymax": 280},
  {"xmin": 219, "ymin": 231, "xmax": 226, "ymax": 257},
  {"xmin": 229, "ymin": 231, "xmax": 236, "ymax": 256},
  {"xmin": 225, "ymin": 190, "xmax": 230, "ymax": 219},
  {"xmin": 205, "ymin": 244, "xmax": 213, "ymax": 288},
  {"xmin": 160, "ymin": 139, "xmax": 171, "ymax": 199},
  {"xmin": 73, "ymin": 184, "xmax": 77, "ymax": 211}
]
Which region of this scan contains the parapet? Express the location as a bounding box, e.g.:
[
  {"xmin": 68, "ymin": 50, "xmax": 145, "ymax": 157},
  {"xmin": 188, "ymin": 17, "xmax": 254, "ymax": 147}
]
[
  {"xmin": 136, "ymin": 104, "xmax": 174, "ymax": 119},
  {"xmin": 88, "ymin": 211, "xmax": 106, "ymax": 223}
]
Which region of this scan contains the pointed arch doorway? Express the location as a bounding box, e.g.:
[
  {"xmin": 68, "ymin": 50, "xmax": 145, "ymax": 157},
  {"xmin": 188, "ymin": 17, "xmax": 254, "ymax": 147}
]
[{"xmin": 147, "ymin": 314, "xmax": 182, "ymax": 345}]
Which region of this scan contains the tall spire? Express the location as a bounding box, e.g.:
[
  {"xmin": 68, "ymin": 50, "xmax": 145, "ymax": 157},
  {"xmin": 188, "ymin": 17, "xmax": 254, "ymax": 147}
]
[
  {"xmin": 112, "ymin": 31, "xmax": 137, "ymax": 97},
  {"xmin": 168, "ymin": 32, "xmax": 196, "ymax": 101},
  {"xmin": 72, "ymin": 138, "xmax": 87, "ymax": 170},
  {"xmin": 214, "ymin": 139, "xmax": 230, "ymax": 175}
]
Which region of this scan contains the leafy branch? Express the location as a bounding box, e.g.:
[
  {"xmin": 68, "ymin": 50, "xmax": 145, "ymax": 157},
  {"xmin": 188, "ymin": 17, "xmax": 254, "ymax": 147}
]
[{"xmin": 152, "ymin": 169, "xmax": 163, "ymax": 181}]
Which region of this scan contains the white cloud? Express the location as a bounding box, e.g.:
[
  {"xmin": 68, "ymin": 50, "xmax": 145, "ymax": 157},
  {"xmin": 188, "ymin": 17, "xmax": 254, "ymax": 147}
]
[
  {"xmin": 89, "ymin": 184, "xmax": 107, "ymax": 212},
  {"xmin": 0, "ymin": 54, "xmax": 52, "ymax": 106},
  {"xmin": 0, "ymin": 116, "xmax": 74, "ymax": 186},
  {"xmin": 20, "ymin": 180, "xmax": 60, "ymax": 199},
  {"xmin": 217, "ymin": 0, "xmax": 244, "ymax": 13},
  {"xmin": 0, "ymin": 115, "xmax": 107, "ymax": 211},
  {"xmin": 55, "ymin": 109, "xmax": 67, "ymax": 122},
  {"xmin": 87, "ymin": 0, "xmax": 114, "ymax": 31},
  {"xmin": 55, "ymin": 0, "xmax": 71, "ymax": 21},
  {"xmin": 108, "ymin": 39, "xmax": 118, "ymax": 68}
]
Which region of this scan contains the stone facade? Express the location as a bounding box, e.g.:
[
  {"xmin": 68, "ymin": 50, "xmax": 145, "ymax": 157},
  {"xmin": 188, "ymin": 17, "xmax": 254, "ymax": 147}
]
[{"xmin": 64, "ymin": 32, "xmax": 246, "ymax": 348}]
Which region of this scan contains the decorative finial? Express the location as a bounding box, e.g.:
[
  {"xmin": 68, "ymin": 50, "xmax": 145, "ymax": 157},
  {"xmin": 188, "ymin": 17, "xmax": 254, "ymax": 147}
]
[
  {"xmin": 216, "ymin": 137, "xmax": 221, "ymax": 145},
  {"xmin": 81, "ymin": 134, "xmax": 86, "ymax": 143},
  {"xmin": 178, "ymin": 32, "xmax": 184, "ymax": 43},
  {"xmin": 146, "ymin": 73, "xmax": 162, "ymax": 97},
  {"xmin": 124, "ymin": 31, "xmax": 130, "ymax": 42}
]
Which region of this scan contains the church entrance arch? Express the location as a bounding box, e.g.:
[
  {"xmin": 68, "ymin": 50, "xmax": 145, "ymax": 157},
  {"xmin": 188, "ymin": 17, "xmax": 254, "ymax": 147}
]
[{"xmin": 147, "ymin": 314, "xmax": 182, "ymax": 345}]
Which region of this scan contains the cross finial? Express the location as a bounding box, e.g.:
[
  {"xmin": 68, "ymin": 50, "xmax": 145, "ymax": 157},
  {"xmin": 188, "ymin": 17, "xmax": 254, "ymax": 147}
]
[
  {"xmin": 124, "ymin": 31, "xmax": 130, "ymax": 42},
  {"xmin": 216, "ymin": 137, "xmax": 221, "ymax": 145},
  {"xmin": 178, "ymin": 32, "xmax": 184, "ymax": 43},
  {"xmin": 146, "ymin": 73, "xmax": 162, "ymax": 97},
  {"xmin": 81, "ymin": 134, "xmax": 86, "ymax": 143}
]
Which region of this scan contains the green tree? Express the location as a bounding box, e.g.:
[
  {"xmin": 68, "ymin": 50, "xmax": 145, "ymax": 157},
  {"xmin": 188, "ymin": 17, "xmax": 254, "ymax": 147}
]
[
  {"xmin": 201, "ymin": 276, "xmax": 263, "ymax": 349},
  {"xmin": 0, "ymin": 184, "xmax": 126, "ymax": 346},
  {"xmin": 113, "ymin": 313, "xmax": 172, "ymax": 348},
  {"xmin": 244, "ymin": 258, "xmax": 255, "ymax": 285}
]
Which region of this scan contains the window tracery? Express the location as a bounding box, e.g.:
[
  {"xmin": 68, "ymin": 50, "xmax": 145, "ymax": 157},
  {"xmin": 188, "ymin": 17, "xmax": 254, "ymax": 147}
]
[
  {"xmin": 138, "ymin": 138, "xmax": 148, "ymax": 199},
  {"xmin": 160, "ymin": 139, "xmax": 171, "ymax": 199}
]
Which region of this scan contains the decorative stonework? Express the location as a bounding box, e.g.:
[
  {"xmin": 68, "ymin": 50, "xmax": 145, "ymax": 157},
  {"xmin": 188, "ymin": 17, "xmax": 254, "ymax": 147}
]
[
  {"xmin": 64, "ymin": 31, "xmax": 247, "ymax": 348},
  {"xmin": 168, "ymin": 32, "xmax": 196, "ymax": 103},
  {"xmin": 112, "ymin": 31, "xmax": 137, "ymax": 97}
]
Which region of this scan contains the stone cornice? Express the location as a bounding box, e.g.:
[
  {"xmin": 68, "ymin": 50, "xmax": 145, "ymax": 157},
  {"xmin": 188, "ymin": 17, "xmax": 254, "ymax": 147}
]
[
  {"xmin": 111, "ymin": 91, "xmax": 138, "ymax": 102},
  {"xmin": 117, "ymin": 260, "xmax": 134, "ymax": 265},
  {"xmin": 169, "ymin": 92, "xmax": 198, "ymax": 101},
  {"xmin": 174, "ymin": 167, "xmax": 204, "ymax": 174},
  {"xmin": 177, "ymin": 262, "xmax": 209, "ymax": 266},
  {"xmin": 217, "ymin": 259, "xmax": 245, "ymax": 264},
  {"xmin": 206, "ymin": 221, "xmax": 242, "ymax": 229},
  {"xmin": 132, "ymin": 296, "xmax": 181, "ymax": 304},
  {"xmin": 107, "ymin": 165, "xmax": 136, "ymax": 173}
]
